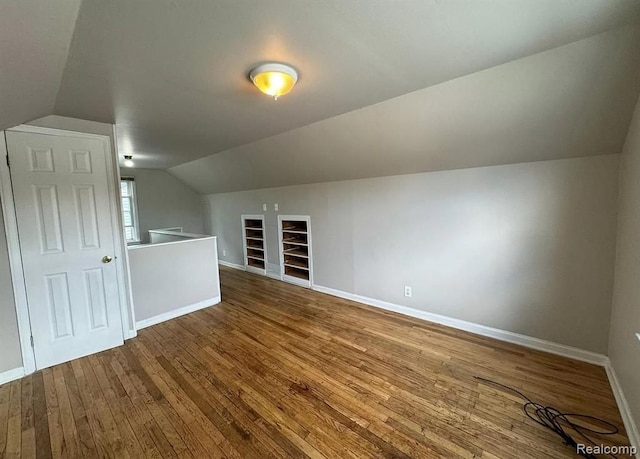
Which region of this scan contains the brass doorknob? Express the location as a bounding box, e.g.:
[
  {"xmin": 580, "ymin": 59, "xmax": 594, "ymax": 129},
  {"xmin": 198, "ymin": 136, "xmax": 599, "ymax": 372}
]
[{"xmin": 102, "ymin": 255, "xmax": 113, "ymax": 264}]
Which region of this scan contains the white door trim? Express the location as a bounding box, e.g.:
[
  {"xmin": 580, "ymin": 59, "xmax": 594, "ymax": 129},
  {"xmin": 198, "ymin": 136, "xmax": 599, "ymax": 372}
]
[
  {"xmin": 0, "ymin": 131, "xmax": 36, "ymax": 374},
  {"xmin": 110, "ymin": 124, "xmax": 137, "ymax": 340},
  {"xmin": 0, "ymin": 125, "xmax": 134, "ymax": 375}
]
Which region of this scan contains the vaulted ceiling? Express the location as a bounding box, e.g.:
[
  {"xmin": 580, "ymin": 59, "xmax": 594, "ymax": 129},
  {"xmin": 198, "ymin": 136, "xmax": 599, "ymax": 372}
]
[
  {"xmin": 0, "ymin": 0, "xmax": 80, "ymax": 130},
  {"xmin": 2, "ymin": 0, "xmax": 640, "ymax": 192}
]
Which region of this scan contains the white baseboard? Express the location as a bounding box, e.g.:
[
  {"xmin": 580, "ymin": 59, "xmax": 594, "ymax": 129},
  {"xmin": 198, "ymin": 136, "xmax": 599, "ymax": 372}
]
[
  {"xmin": 124, "ymin": 328, "xmax": 138, "ymax": 340},
  {"xmin": 135, "ymin": 296, "xmax": 221, "ymax": 330},
  {"xmin": 0, "ymin": 367, "xmax": 24, "ymax": 386},
  {"xmin": 266, "ymin": 272, "xmax": 281, "ymax": 280},
  {"xmin": 219, "ymin": 260, "xmax": 245, "ymax": 271},
  {"xmin": 311, "ymin": 284, "xmax": 608, "ymax": 366},
  {"xmin": 605, "ymin": 362, "xmax": 640, "ymax": 457}
]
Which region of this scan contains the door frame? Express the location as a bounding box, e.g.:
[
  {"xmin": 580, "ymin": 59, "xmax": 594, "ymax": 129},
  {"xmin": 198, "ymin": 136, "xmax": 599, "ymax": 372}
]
[{"xmin": 0, "ymin": 125, "xmax": 135, "ymax": 375}]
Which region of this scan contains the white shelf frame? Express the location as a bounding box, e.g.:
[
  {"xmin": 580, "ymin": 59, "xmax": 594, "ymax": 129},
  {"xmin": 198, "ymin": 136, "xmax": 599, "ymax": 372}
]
[
  {"xmin": 242, "ymin": 214, "xmax": 266, "ymax": 276},
  {"xmin": 278, "ymin": 215, "xmax": 312, "ymax": 288}
]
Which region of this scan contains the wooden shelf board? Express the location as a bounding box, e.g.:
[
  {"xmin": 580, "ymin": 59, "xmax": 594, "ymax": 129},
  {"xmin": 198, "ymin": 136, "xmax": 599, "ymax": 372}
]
[
  {"xmin": 282, "ymin": 227, "xmax": 307, "ymax": 232},
  {"xmin": 245, "ymin": 237, "xmax": 264, "ymax": 241},
  {"xmin": 283, "ymin": 257, "xmax": 309, "ymax": 267},
  {"xmin": 282, "ymin": 239, "xmax": 308, "ymax": 246},
  {"xmin": 247, "ymin": 255, "xmax": 265, "ymax": 262},
  {"xmin": 284, "ymin": 263, "xmax": 309, "ymax": 271},
  {"xmin": 283, "ymin": 248, "xmax": 308, "ymax": 258},
  {"xmin": 284, "ymin": 268, "xmax": 310, "ymax": 280}
]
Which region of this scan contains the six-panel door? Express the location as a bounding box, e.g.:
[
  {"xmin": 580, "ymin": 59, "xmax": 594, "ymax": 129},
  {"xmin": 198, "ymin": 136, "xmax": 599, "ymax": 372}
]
[{"xmin": 6, "ymin": 131, "xmax": 124, "ymax": 370}]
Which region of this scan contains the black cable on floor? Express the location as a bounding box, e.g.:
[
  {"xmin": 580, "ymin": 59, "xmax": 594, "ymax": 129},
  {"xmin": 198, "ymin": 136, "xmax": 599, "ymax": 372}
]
[{"xmin": 474, "ymin": 376, "xmax": 620, "ymax": 459}]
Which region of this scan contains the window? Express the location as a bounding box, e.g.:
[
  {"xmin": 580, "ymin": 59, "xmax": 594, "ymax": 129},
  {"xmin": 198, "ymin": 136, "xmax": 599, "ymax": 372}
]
[{"xmin": 120, "ymin": 178, "xmax": 140, "ymax": 243}]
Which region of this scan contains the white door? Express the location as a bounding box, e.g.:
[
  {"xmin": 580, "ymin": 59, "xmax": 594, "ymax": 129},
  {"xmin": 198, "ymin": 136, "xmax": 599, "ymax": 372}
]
[{"xmin": 6, "ymin": 130, "xmax": 124, "ymax": 370}]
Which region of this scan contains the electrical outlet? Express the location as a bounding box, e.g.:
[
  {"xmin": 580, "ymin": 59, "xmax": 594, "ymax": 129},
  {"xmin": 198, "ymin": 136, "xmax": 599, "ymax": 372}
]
[
  {"xmin": 262, "ymin": 203, "xmax": 267, "ymax": 211},
  {"xmin": 274, "ymin": 203, "xmax": 279, "ymax": 211},
  {"xmin": 404, "ymin": 286, "xmax": 412, "ymax": 298},
  {"xmin": 222, "ymin": 249, "xmax": 226, "ymax": 256}
]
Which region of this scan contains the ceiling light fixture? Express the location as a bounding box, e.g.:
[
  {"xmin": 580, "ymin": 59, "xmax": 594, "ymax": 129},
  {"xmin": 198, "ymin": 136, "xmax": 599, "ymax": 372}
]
[
  {"xmin": 123, "ymin": 155, "xmax": 134, "ymax": 167},
  {"xmin": 249, "ymin": 63, "xmax": 298, "ymax": 100}
]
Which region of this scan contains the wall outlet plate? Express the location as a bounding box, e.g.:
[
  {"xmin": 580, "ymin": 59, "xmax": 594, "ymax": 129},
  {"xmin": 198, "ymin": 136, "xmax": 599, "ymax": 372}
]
[
  {"xmin": 404, "ymin": 286, "xmax": 412, "ymax": 298},
  {"xmin": 274, "ymin": 203, "xmax": 279, "ymax": 211},
  {"xmin": 636, "ymin": 333, "xmax": 640, "ymax": 343},
  {"xmin": 262, "ymin": 203, "xmax": 267, "ymax": 211},
  {"xmin": 222, "ymin": 249, "xmax": 226, "ymax": 256}
]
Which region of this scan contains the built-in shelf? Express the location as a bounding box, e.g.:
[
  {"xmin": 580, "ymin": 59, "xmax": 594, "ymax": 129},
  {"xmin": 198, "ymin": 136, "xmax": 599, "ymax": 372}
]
[
  {"xmin": 248, "ymin": 258, "xmax": 265, "ymax": 269},
  {"xmin": 283, "ymin": 247, "xmax": 309, "ymax": 258},
  {"xmin": 284, "ymin": 263, "xmax": 309, "ymax": 271},
  {"xmin": 279, "ymin": 216, "xmax": 311, "ymax": 287},
  {"xmin": 284, "ymin": 255, "xmax": 309, "ymax": 269},
  {"xmin": 282, "ymin": 233, "xmax": 307, "ymax": 244},
  {"xmin": 282, "ymin": 221, "xmax": 308, "ymax": 232},
  {"xmin": 242, "ymin": 215, "xmax": 266, "ymax": 276},
  {"xmin": 282, "ymin": 240, "xmax": 308, "ymax": 246},
  {"xmin": 284, "ymin": 265, "xmax": 310, "ymax": 280}
]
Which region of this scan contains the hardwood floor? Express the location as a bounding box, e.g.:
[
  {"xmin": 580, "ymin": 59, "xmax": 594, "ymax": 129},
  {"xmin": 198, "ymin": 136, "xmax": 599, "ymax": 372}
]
[{"xmin": 0, "ymin": 266, "xmax": 631, "ymax": 458}]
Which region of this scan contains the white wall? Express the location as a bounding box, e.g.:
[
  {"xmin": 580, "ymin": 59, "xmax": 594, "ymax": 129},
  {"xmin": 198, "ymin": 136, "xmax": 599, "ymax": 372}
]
[
  {"xmin": 121, "ymin": 169, "xmax": 204, "ymax": 243},
  {"xmin": 128, "ymin": 238, "xmax": 220, "ymax": 325},
  {"xmin": 0, "ymin": 204, "xmax": 22, "ymax": 373},
  {"xmin": 609, "ymin": 95, "xmax": 640, "ymax": 437},
  {"xmin": 207, "ymin": 155, "xmax": 619, "ymax": 354}
]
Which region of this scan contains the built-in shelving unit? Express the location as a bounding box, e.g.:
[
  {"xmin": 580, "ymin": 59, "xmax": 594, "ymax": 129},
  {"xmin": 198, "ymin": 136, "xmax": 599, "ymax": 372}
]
[
  {"xmin": 278, "ymin": 215, "xmax": 312, "ymax": 288},
  {"xmin": 242, "ymin": 215, "xmax": 266, "ymax": 275}
]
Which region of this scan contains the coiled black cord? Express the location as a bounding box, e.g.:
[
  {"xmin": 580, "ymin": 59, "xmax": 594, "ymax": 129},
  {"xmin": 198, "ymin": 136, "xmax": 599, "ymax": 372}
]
[{"xmin": 474, "ymin": 376, "xmax": 620, "ymax": 458}]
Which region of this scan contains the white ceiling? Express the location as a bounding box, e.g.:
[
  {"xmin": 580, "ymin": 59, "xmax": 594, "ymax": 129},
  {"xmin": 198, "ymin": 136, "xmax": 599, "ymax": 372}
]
[
  {"xmin": 49, "ymin": 0, "xmax": 640, "ymax": 170},
  {"xmin": 0, "ymin": 0, "xmax": 80, "ymax": 130},
  {"xmin": 1, "ymin": 0, "xmax": 639, "ymax": 190},
  {"xmin": 170, "ymin": 24, "xmax": 640, "ymax": 194}
]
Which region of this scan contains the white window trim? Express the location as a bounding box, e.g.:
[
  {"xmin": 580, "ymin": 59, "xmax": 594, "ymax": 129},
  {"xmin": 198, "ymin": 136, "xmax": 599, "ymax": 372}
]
[{"xmin": 121, "ymin": 177, "xmax": 141, "ymax": 244}]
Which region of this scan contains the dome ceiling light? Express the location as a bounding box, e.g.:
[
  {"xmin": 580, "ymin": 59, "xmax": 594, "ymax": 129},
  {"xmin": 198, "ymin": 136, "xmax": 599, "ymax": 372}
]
[{"xmin": 249, "ymin": 63, "xmax": 298, "ymax": 100}]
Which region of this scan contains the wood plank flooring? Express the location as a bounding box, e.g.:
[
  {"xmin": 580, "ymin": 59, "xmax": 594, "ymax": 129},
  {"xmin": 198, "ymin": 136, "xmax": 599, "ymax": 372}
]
[{"xmin": 0, "ymin": 266, "xmax": 631, "ymax": 458}]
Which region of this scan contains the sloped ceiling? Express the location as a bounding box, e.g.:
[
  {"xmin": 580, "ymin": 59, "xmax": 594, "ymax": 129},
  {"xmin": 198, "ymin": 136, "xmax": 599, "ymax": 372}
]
[
  {"xmin": 53, "ymin": 0, "xmax": 640, "ymax": 171},
  {"xmin": 169, "ymin": 23, "xmax": 640, "ymax": 194},
  {"xmin": 2, "ymin": 1, "xmax": 640, "ymax": 192},
  {"xmin": 0, "ymin": 0, "xmax": 81, "ymax": 130}
]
